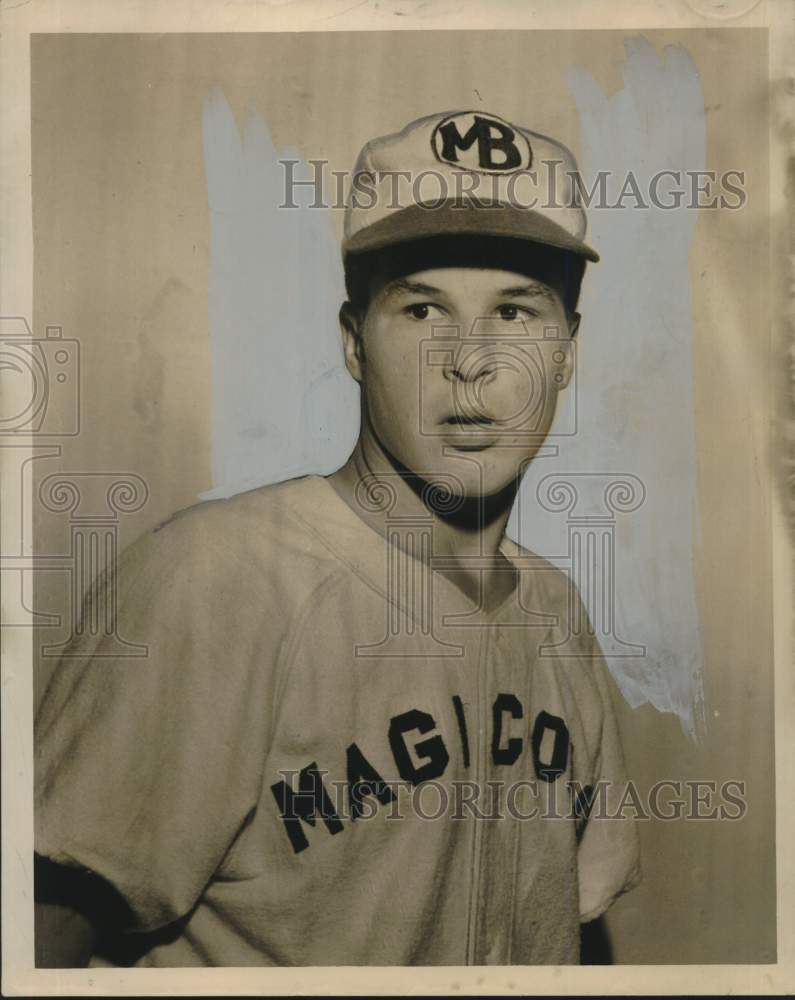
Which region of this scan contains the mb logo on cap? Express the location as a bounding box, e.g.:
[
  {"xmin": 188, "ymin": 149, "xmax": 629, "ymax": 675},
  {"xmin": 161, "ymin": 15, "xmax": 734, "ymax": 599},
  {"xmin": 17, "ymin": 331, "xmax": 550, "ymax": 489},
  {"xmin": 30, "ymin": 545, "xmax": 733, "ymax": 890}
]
[
  {"xmin": 432, "ymin": 112, "xmax": 533, "ymax": 173},
  {"xmin": 343, "ymin": 108, "xmax": 599, "ymax": 264}
]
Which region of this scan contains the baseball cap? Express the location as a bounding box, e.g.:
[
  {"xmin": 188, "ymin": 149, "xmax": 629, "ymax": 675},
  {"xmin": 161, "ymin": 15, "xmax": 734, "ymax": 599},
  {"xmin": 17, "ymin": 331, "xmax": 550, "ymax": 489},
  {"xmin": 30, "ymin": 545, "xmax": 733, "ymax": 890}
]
[{"xmin": 342, "ymin": 110, "xmax": 599, "ymax": 263}]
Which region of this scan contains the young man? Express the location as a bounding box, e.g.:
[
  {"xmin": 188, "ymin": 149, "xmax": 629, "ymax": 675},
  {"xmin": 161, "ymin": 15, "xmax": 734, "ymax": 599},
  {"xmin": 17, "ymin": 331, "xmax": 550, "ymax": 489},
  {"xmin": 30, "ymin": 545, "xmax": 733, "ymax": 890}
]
[{"xmin": 34, "ymin": 110, "xmax": 641, "ymax": 967}]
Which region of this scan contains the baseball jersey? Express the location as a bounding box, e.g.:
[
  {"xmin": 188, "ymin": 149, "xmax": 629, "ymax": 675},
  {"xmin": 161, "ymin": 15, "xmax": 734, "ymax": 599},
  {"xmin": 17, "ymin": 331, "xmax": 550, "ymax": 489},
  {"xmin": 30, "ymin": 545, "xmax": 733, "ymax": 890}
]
[{"xmin": 35, "ymin": 474, "xmax": 641, "ymax": 966}]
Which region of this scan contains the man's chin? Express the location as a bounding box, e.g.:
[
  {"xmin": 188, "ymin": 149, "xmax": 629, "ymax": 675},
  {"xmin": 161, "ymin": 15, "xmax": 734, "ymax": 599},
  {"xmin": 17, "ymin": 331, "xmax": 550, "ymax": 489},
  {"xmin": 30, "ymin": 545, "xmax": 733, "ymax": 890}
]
[
  {"xmin": 426, "ymin": 463, "xmax": 519, "ymax": 505},
  {"xmin": 368, "ymin": 435, "xmax": 524, "ymax": 504}
]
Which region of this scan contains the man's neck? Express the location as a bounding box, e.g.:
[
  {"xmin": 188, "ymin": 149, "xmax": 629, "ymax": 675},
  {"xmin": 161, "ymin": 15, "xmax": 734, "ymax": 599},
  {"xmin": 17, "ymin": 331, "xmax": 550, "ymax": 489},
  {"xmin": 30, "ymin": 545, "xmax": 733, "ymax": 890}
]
[{"xmin": 327, "ymin": 436, "xmax": 519, "ymax": 611}]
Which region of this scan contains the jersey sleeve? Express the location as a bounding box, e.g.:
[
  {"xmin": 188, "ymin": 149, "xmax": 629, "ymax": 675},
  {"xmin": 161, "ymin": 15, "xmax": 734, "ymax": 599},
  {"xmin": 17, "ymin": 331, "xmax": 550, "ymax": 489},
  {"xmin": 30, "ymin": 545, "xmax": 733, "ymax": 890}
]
[
  {"xmin": 575, "ymin": 630, "xmax": 642, "ymax": 923},
  {"xmin": 34, "ymin": 510, "xmax": 273, "ymax": 933}
]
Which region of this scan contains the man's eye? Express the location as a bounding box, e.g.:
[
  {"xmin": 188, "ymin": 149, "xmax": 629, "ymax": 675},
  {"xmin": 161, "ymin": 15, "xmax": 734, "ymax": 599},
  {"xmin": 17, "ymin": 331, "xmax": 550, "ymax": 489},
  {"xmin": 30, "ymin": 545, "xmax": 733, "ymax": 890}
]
[
  {"xmin": 405, "ymin": 303, "xmax": 433, "ymax": 320},
  {"xmin": 497, "ymin": 304, "xmax": 534, "ymax": 321}
]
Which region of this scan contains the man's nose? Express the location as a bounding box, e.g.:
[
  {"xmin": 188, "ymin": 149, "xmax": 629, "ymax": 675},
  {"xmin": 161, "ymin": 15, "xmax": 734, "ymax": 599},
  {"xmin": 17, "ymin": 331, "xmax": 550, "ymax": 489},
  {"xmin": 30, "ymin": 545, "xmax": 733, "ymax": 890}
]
[{"xmin": 442, "ymin": 344, "xmax": 499, "ymax": 384}]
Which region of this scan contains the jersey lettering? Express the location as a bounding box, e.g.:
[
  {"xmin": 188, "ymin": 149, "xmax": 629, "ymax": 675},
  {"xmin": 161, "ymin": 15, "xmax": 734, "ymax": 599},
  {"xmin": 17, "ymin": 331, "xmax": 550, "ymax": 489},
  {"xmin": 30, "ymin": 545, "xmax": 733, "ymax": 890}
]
[
  {"xmin": 491, "ymin": 692, "xmax": 524, "ymax": 766},
  {"xmin": 272, "ymin": 697, "xmax": 574, "ymax": 852},
  {"xmin": 451, "ymin": 694, "xmax": 470, "ymax": 768},
  {"xmin": 531, "ymin": 710, "xmax": 570, "ymax": 782},
  {"xmin": 346, "ymin": 741, "xmax": 396, "ymax": 821},
  {"xmin": 388, "ymin": 708, "xmax": 450, "ymax": 785},
  {"xmin": 270, "ymin": 761, "xmax": 344, "ymax": 854}
]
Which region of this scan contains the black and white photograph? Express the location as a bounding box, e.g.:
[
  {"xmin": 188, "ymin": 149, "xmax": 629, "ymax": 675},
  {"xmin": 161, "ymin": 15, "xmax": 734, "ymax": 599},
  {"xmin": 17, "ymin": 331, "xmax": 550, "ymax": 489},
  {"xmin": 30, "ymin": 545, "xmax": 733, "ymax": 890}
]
[{"xmin": 1, "ymin": 1, "xmax": 792, "ymax": 995}]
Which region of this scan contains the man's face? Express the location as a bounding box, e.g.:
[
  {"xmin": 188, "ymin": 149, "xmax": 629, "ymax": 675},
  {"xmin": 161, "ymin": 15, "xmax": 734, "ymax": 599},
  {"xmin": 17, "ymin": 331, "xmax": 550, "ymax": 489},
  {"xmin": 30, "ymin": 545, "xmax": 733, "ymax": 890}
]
[{"xmin": 341, "ymin": 261, "xmax": 579, "ymax": 498}]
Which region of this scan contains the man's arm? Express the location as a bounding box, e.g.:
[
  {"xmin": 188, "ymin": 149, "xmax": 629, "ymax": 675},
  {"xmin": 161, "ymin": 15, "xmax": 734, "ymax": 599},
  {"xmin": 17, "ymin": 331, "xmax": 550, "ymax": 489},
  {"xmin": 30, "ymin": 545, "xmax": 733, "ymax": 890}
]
[
  {"xmin": 35, "ymin": 898, "xmax": 96, "ymax": 968},
  {"xmin": 34, "ymin": 854, "xmax": 131, "ymax": 968}
]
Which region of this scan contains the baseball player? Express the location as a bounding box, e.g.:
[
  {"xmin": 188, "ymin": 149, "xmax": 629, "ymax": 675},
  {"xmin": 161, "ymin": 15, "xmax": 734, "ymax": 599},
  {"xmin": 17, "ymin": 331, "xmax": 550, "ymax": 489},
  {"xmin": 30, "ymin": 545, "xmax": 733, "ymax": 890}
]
[{"xmin": 34, "ymin": 110, "xmax": 641, "ymax": 967}]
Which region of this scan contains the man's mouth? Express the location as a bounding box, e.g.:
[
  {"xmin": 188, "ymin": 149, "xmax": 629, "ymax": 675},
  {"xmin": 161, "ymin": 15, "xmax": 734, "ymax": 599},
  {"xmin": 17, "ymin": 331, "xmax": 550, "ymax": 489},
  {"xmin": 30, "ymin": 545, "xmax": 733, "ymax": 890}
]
[
  {"xmin": 439, "ymin": 413, "xmax": 500, "ymax": 450},
  {"xmin": 443, "ymin": 414, "xmax": 495, "ymax": 427}
]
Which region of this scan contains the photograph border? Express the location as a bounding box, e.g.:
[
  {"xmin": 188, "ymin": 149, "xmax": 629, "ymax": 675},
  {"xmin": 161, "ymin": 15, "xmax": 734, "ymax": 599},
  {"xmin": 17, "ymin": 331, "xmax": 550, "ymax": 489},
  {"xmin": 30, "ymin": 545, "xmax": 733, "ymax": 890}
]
[{"xmin": 1, "ymin": 0, "xmax": 793, "ymax": 995}]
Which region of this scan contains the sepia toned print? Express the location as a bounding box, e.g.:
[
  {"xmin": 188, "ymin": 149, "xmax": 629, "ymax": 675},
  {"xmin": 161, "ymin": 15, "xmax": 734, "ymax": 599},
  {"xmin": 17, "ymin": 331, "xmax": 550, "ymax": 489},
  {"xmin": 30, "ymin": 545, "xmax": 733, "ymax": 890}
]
[
  {"xmin": 33, "ymin": 102, "xmax": 643, "ymax": 967},
  {"xmin": 0, "ymin": 9, "xmax": 788, "ymax": 993}
]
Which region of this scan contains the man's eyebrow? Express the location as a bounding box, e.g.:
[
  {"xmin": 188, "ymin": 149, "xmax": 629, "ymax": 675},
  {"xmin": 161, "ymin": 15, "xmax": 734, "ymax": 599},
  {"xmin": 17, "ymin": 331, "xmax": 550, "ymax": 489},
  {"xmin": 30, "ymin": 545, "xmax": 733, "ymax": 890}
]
[
  {"xmin": 381, "ymin": 278, "xmax": 445, "ymax": 300},
  {"xmin": 497, "ymin": 282, "xmax": 556, "ymax": 301}
]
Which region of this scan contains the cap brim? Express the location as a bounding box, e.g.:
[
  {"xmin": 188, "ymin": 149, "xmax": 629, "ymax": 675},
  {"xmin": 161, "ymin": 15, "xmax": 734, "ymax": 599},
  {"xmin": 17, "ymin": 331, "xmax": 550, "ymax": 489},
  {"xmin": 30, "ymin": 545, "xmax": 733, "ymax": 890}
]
[{"xmin": 342, "ymin": 199, "xmax": 599, "ymax": 263}]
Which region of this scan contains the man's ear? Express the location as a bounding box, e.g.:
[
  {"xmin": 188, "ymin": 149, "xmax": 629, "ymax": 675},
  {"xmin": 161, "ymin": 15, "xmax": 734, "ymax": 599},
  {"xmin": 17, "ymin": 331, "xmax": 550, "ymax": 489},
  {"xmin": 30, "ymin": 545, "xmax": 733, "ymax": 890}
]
[
  {"xmin": 554, "ymin": 311, "xmax": 580, "ymax": 391},
  {"xmin": 339, "ymin": 302, "xmax": 366, "ymax": 382}
]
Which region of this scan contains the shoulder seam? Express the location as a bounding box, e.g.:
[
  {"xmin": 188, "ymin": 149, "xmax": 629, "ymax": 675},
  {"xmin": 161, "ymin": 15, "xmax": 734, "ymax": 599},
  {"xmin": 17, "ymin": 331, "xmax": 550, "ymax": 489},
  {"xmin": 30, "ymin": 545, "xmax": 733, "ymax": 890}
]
[{"xmin": 267, "ymin": 564, "xmax": 352, "ymax": 745}]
